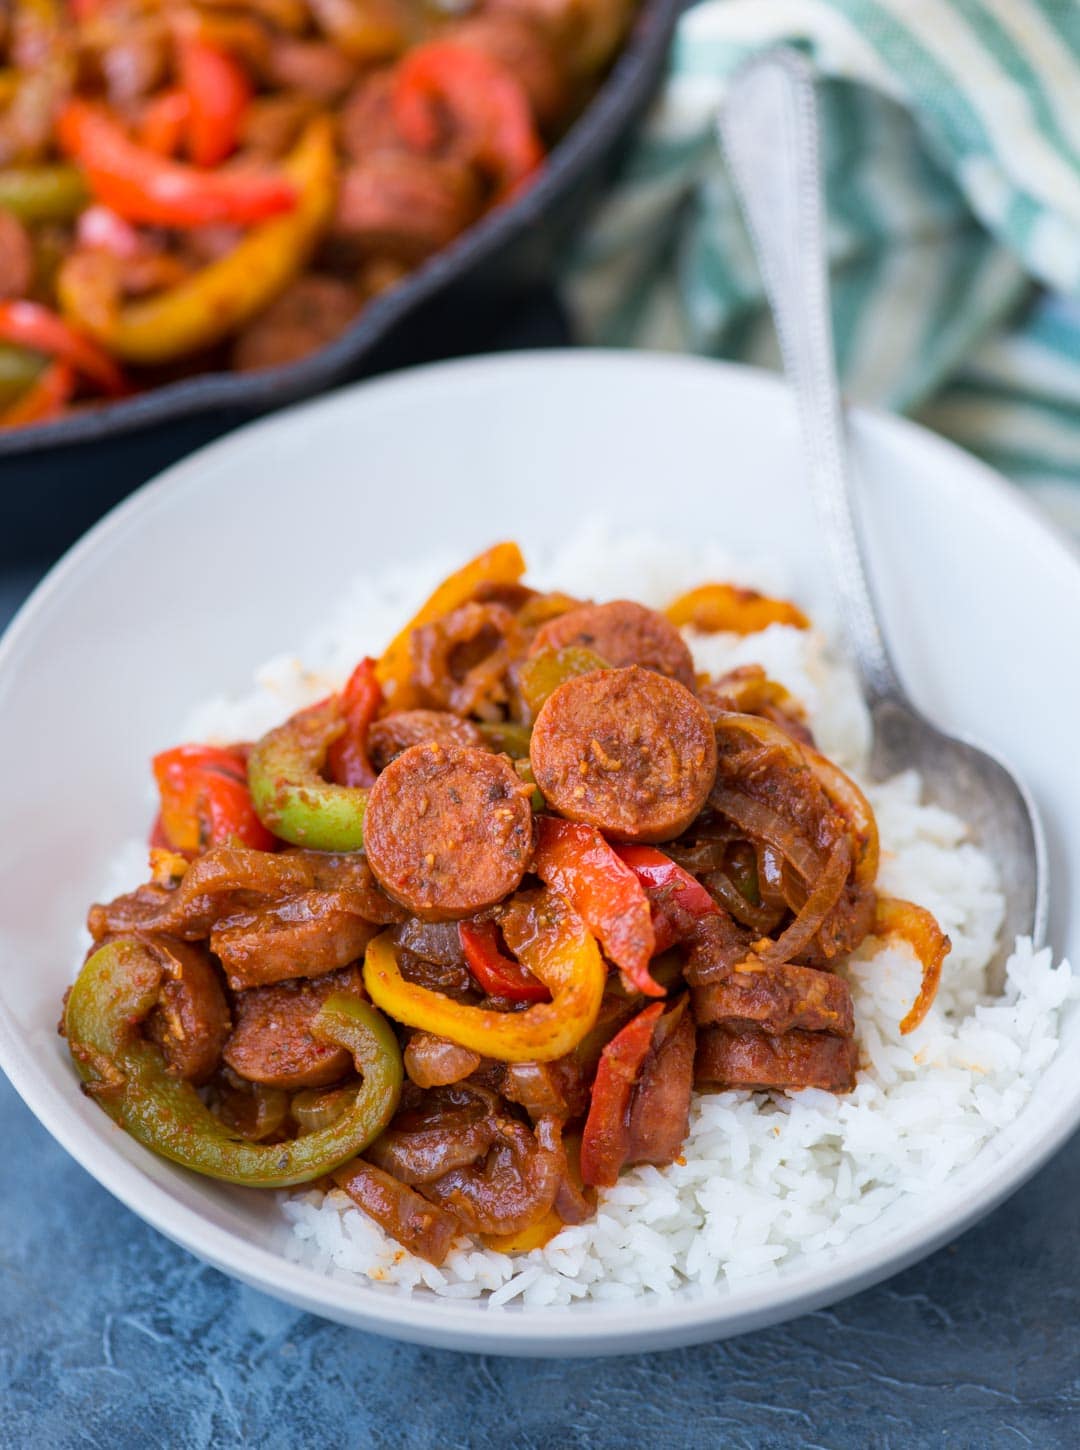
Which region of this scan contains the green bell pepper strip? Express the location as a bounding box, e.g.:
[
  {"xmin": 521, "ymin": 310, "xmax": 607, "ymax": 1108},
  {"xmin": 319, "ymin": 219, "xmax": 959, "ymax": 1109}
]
[
  {"xmin": 516, "ymin": 645, "xmax": 609, "ymax": 720},
  {"xmin": 247, "ymin": 696, "xmax": 369, "ymax": 850},
  {"xmin": 0, "ymin": 343, "xmax": 44, "ymax": 410},
  {"xmin": 65, "ymin": 939, "xmax": 402, "ymax": 1188},
  {"xmin": 0, "ymin": 165, "xmax": 88, "ymax": 222}
]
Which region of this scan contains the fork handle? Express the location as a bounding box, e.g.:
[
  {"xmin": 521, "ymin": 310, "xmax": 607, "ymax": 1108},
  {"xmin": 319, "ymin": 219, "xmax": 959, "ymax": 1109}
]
[{"xmin": 716, "ymin": 50, "xmax": 902, "ymax": 708}]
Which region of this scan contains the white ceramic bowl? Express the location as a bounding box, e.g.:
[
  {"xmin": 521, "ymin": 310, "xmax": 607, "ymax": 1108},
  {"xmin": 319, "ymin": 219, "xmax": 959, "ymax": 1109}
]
[{"xmin": 2, "ymin": 352, "xmax": 1078, "ymax": 1357}]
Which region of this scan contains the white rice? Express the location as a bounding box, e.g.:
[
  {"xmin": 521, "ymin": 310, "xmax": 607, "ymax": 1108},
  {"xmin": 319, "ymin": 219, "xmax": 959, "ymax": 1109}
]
[{"xmin": 94, "ymin": 523, "xmax": 1078, "ymax": 1306}]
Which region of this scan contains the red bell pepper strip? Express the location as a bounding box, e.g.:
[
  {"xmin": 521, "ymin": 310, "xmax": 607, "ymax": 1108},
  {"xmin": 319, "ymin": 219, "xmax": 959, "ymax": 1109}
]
[
  {"xmin": 139, "ymin": 90, "xmax": 191, "ymax": 158},
  {"xmin": 392, "ymin": 41, "xmax": 543, "ymax": 200},
  {"xmin": 326, "ymin": 657, "xmax": 382, "ymax": 789},
  {"xmin": 580, "ymin": 1001, "xmax": 665, "ymax": 1188},
  {"xmin": 0, "ymin": 360, "xmax": 74, "ymax": 428},
  {"xmin": 458, "ymin": 919, "xmax": 550, "ymax": 1003},
  {"xmin": 613, "ymin": 845, "xmax": 720, "ymax": 953},
  {"xmin": 177, "ymin": 34, "xmax": 253, "ymax": 168},
  {"xmin": 57, "ymin": 100, "xmax": 297, "ymax": 229},
  {"xmin": 0, "ymin": 300, "xmax": 126, "ymax": 396},
  {"xmin": 153, "ymin": 744, "xmax": 276, "ymax": 854},
  {"xmin": 533, "ymin": 817, "xmax": 661, "ymax": 996}
]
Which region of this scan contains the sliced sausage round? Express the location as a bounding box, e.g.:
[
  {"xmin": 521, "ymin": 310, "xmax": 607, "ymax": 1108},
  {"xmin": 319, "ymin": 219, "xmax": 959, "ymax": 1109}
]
[
  {"xmin": 530, "ymin": 665, "xmax": 717, "ymax": 843},
  {"xmin": 144, "ymin": 938, "xmax": 231, "ymax": 1084},
  {"xmin": 368, "ymin": 709, "xmax": 484, "ymax": 774},
  {"xmin": 222, "ymin": 963, "xmax": 366, "ymax": 1090},
  {"xmin": 363, "ymin": 741, "xmax": 534, "ymax": 920},
  {"xmin": 694, "ymin": 1025, "xmax": 857, "ymax": 1093},
  {"xmin": 529, "ymin": 600, "xmax": 695, "ymax": 689}
]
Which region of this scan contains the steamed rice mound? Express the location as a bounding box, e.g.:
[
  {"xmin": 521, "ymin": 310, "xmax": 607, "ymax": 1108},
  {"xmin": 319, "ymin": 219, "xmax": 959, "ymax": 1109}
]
[{"xmin": 105, "ymin": 525, "xmax": 1076, "ymax": 1307}]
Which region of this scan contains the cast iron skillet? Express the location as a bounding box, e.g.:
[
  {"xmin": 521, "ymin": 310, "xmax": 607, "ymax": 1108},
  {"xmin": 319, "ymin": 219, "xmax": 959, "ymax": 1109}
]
[{"xmin": 1, "ymin": 0, "xmax": 682, "ymax": 563}]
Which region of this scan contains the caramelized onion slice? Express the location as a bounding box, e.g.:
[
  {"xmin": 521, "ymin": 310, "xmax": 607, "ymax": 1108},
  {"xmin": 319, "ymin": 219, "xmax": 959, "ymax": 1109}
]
[{"xmin": 753, "ymin": 835, "xmax": 853, "ymax": 969}]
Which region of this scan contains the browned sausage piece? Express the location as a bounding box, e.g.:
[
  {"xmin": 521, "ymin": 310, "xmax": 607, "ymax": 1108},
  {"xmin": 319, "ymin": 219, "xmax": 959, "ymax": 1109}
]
[
  {"xmin": 332, "ymin": 154, "xmax": 481, "ymax": 265},
  {"xmin": 222, "ymin": 963, "xmax": 366, "ymax": 1090},
  {"xmin": 692, "ymin": 960, "xmax": 854, "ymax": 1037},
  {"xmin": 530, "ymin": 665, "xmax": 717, "ymax": 843},
  {"xmin": 368, "ymin": 709, "xmax": 484, "ymax": 774},
  {"xmin": 364, "ymin": 741, "xmax": 534, "ymax": 920},
  {"xmin": 334, "ymin": 1159, "xmax": 459, "ymax": 1265},
  {"xmin": 695, "ymin": 1026, "xmax": 858, "ymax": 1093},
  {"xmin": 449, "ymin": 15, "xmax": 569, "ymax": 127},
  {"xmin": 211, "ymin": 892, "xmax": 380, "ymax": 990},
  {"xmin": 232, "ymin": 276, "xmax": 359, "ymax": 372},
  {"xmin": 0, "ymin": 210, "xmax": 33, "ymax": 299},
  {"xmin": 529, "ymin": 600, "xmax": 695, "ymax": 689},
  {"xmin": 144, "ymin": 938, "xmax": 231, "ymax": 1084},
  {"xmin": 625, "ymin": 999, "xmax": 696, "ymax": 1168}
]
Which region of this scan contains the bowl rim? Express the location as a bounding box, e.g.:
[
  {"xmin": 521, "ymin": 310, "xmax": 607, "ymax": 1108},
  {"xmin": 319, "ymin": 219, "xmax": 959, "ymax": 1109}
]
[
  {"xmin": 3, "ymin": 348, "xmax": 1080, "ymax": 1355},
  {"xmin": 0, "ymin": 0, "xmax": 681, "ymax": 460}
]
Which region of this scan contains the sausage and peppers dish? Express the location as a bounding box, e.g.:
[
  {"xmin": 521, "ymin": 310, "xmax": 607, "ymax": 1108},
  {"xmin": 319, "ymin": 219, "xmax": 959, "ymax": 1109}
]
[
  {"xmin": 0, "ymin": 0, "xmax": 634, "ymax": 427},
  {"xmin": 63, "ymin": 543, "xmax": 950, "ymax": 1265}
]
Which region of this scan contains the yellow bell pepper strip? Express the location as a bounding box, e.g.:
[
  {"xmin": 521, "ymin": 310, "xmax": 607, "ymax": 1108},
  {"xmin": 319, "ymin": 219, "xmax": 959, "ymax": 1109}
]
[
  {"xmin": 666, "ymin": 583, "xmax": 809, "ymax": 634},
  {"xmin": 515, "ymin": 645, "xmax": 608, "ymax": 721},
  {"xmin": 56, "ymin": 99, "xmax": 297, "ymax": 228},
  {"xmin": 0, "ymin": 359, "xmax": 73, "ymax": 427},
  {"xmin": 247, "ymin": 694, "xmax": 369, "ymax": 850},
  {"xmin": 874, "ymin": 896, "xmax": 950, "ymax": 1035},
  {"xmin": 56, "ymin": 117, "xmax": 336, "ymax": 366},
  {"xmin": 375, "ymin": 541, "xmax": 526, "ymax": 706},
  {"xmin": 0, "ymin": 164, "xmax": 88, "ymax": 221},
  {"xmin": 363, "ymin": 886, "xmax": 605, "ymax": 1062},
  {"xmin": 0, "ymin": 299, "xmax": 127, "ymax": 395},
  {"xmin": 64, "ymin": 939, "xmax": 403, "ymax": 1187},
  {"xmin": 532, "ymin": 817, "xmax": 661, "ymax": 997}
]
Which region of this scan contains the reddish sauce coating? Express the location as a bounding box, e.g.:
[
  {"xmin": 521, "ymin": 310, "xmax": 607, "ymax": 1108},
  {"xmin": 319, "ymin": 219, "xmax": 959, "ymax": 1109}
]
[
  {"xmin": 530, "ymin": 599, "xmax": 696, "ymax": 689},
  {"xmin": 144, "ymin": 937, "xmax": 231, "ymax": 1084},
  {"xmin": 364, "ymin": 741, "xmax": 534, "ymax": 919},
  {"xmin": 222, "ymin": 963, "xmax": 366, "ymax": 1090},
  {"xmin": 529, "ymin": 665, "xmax": 717, "ymax": 843}
]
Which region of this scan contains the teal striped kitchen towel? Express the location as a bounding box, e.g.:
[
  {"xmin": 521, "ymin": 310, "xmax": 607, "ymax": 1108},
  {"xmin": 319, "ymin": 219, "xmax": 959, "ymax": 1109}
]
[{"xmin": 565, "ymin": 0, "xmax": 1080, "ymax": 533}]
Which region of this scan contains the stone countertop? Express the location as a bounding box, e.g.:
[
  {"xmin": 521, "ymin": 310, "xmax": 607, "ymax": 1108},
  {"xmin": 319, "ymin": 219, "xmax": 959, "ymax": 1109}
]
[{"xmin": 2, "ymin": 570, "xmax": 1078, "ymax": 1449}]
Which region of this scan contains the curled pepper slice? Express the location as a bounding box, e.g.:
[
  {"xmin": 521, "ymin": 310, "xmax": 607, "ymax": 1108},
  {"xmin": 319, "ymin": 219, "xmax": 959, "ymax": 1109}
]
[
  {"xmin": 875, "ymin": 896, "xmax": 950, "ymax": 1034},
  {"xmin": 64, "ymin": 939, "xmax": 402, "ymax": 1188},
  {"xmin": 613, "ymin": 844, "xmax": 719, "ymax": 953},
  {"xmin": 56, "ymin": 117, "xmax": 336, "ymax": 365},
  {"xmin": 153, "ymin": 743, "xmax": 276, "ymax": 853},
  {"xmin": 325, "ymin": 657, "xmax": 382, "ymax": 789},
  {"xmin": 375, "ymin": 542, "xmax": 526, "ymax": 706},
  {"xmin": 0, "ymin": 300, "xmax": 126, "ymax": 396},
  {"xmin": 579, "ymin": 1000, "xmax": 665, "ymax": 1188},
  {"xmin": 532, "ymin": 817, "xmax": 660, "ymax": 996},
  {"xmin": 247, "ymin": 695, "xmax": 368, "ymax": 850},
  {"xmin": 666, "ymin": 583, "xmax": 809, "ymax": 634},
  {"xmin": 364, "ymin": 887, "xmax": 605, "ymax": 1062},
  {"xmin": 458, "ymin": 918, "xmax": 549, "ymax": 1003},
  {"xmin": 57, "ymin": 99, "xmax": 296, "ymax": 228}
]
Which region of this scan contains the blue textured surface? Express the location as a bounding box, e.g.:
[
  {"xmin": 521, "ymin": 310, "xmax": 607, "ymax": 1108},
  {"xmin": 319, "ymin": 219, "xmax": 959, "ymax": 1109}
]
[{"xmin": 2, "ymin": 572, "xmax": 1079, "ymax": 1448}]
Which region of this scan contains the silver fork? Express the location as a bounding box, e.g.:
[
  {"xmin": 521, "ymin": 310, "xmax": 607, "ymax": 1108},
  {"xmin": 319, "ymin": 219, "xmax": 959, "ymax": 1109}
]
[{"xmin": 717, "ymin": 50, "xmax": 1048, "ymax": 972}]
